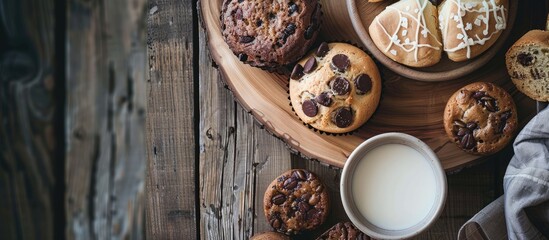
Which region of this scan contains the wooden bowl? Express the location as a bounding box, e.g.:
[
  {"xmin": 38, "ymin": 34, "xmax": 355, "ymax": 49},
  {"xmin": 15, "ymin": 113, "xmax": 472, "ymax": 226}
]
[{"xmin": 347, "ymin": 0, "xmax": 518, "ymax": 82}]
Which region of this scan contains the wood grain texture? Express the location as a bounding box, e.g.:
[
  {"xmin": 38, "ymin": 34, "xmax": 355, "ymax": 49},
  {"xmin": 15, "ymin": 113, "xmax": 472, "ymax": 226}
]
[
  {"xmin": 348, "ymin": 0, "xmax": 518, "ymax": 81},
  {"xmin": 65, "ymin": 0, "xmax": 147, "ymax": 239},
  {"xmin": 200, "ymin": 0, "xmax": 537, "ymax": 171},
  {"xmin": 0, "ymin": 0, "xmax": 58, "ymax": 238},
  {"xmin": 146, "ymin": 0, "xmax": 197, "ymax": 238},
  {"xmin": 198, "ymin": 26, "xmax": 292, "ymax": 239}
]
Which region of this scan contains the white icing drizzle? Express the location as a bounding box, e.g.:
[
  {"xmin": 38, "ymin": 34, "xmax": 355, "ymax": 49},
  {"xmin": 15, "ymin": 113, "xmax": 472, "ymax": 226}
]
[
  {"xmin": 376, "ymin": 0, "xmax": 442, "ymax": 62},
  {"xmin": 442, "ymin": 0, "xmax": 507, "ymax": 59}
]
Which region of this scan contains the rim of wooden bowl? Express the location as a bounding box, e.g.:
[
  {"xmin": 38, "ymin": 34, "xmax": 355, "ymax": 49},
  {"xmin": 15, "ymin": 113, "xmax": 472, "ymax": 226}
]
[{"xmin": 346, "ymin": 0, "xmax": 517, "ymax": 82}]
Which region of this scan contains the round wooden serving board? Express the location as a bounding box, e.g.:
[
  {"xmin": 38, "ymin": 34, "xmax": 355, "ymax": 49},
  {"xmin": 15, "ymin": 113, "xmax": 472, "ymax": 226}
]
[
  {"xmin": 348, "ymin": 0, "xmax": 517, "ymax": 81},
  {"xmin": 199, "ymin": 0, "xmax": 537, "ymax": 171}
]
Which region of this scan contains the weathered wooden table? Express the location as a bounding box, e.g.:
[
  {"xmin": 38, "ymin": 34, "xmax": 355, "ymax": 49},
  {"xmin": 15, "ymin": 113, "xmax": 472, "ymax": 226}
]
[{"xmin": 145, "ymin": 0, "xmax": 546, "ymax": 239}]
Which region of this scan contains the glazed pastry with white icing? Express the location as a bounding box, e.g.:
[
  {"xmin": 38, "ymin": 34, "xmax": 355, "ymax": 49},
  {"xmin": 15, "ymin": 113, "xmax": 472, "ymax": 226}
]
[
  {"xmin": 439, "ymin": 0, "xmax": 508, "ymax": 62},
  {"xmin": 369, "ymin": 0, "xmax": 443, "ymax": 67}
]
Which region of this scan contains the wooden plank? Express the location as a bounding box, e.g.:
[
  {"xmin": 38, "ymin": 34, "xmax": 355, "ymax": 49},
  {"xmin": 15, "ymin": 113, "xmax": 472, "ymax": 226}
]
[
  {"xmin": 65, "ymin": 0, "xmax": 147, "ymax": 239},
  {"xmin": 146, "ymin": 0, "xmax": 197, "ymax": 238},
  {"xmin": 198, "ymin": 26, "xmax": 292, "ymax": 239},
  {"xmin": 103, "ymin": 0, "xmax": 147, "ymax": 238},
  {"xmin": 0, "ymin": 0, "xmax": 59, "ymax": 239}
]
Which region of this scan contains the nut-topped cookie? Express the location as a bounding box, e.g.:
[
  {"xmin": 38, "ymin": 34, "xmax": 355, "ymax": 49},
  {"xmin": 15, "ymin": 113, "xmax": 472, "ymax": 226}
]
[
  {"xmin": 316, "ymin": 222, "xmax": 370, "ymax": 240},
  {"xmin": 443, "ymin": 82, "xmax": 518, "ymax": 155},
  {"xmin": 289, "ymin": 42, "xmax": 382, "ymax": 134},
  {"xmin": 220, "ymin": 0, "xmax": 321, "ymax": 71},
  {"xmin": 264, "ymin": 169, "xmax": 329, "ymax": 235}
]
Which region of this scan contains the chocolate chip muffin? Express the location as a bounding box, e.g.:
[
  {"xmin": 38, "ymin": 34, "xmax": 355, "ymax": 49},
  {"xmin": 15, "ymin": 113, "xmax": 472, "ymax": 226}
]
[
  {"xmin": 220, "ymin": 0, "xmax": 321, "ymax": 71},
  {"xmin": 316, "ymin": 222, "xmax": 369, "ymax": 240},
  {"xmin": 443, "ymin": 82, "xmax": 518, "ymax": 155},
  {"xmin": 289, "ymin": 42, "xmax": 382, "ymax": 133},
  {"xmin": 264, "ymin": 169, "xmax": 329, "ymax": 235},
  {"xmin": 250, "ymin": 232, "xmax": 290, "ymax": 240}
]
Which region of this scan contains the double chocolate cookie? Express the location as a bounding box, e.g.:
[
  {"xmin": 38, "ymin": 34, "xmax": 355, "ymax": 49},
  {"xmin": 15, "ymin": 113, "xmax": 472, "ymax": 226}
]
[
  {"xmin": 289, "ymin": 42, "xmax": 382, "ymax": 133},
  {"xmin": 220, "ymin": 0, "xmax": 321, "ymax": 71},
  {"xmin": 316, "ymin": 222, "xmax": 369, "ymax": 240},
  {"xmin": 264, "ymin": 169, "xmax": 330, "ymax": 235},
  {"xmin": 444, "ymin": 82, "xmax": 518, "ymax": 155}
]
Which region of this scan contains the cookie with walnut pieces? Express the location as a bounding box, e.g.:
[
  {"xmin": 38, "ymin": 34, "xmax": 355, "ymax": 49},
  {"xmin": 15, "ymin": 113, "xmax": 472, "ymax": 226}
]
[
  {"xmin": 443, "ymin": 82, "xmax": 518, "ymax": 155},
  {"xmin": 263, "ymin": 169, "xmax": 329, "ymax": 235}
]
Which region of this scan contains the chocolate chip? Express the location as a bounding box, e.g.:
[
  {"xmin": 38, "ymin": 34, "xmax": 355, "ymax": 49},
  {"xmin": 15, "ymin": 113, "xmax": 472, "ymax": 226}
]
[
  {"xmin": 302, "ymin": 100, "xmax": 318, "ymax": 117},
  {"xmin": 298, "ymin": 202, "xmax": 310, "ymax": 213},
  {"xmin": 304, "ymin": 25, "xmax": 315, "ymax": 39},
  {"xmin": 453, "ymin": 120, "xmax": 466, "ymax": 128},
  {"xmin": 316, "ymin": 42, "xmax": 329, "ymax": 57},
  {"xmin": 481, "ymin": 96, "xmax": 494, "ymax": 101},
  {"xmin": 332, "ymin": 108, "xmax": 353, "ymax": 128},
  {"xmin": 484, "ymin": 99, "xmax": 497, "ymax": 112},
  {"xmin": 354, "ymin": 74, "xmax": 372, "ymax": 94},
  {"xmin": 466, "ymin": 122, "xmax": 477, "ymax": 130},
  {"xmin": 290, "ymin": 64, "xmax": 304, "ymax": 80},
  {"xmin": 272, "ymin": 193, "xmax": 286, "ymax": 205},
  {"xmin": 284, "ymin": 23, "xmax": 296, "ymax": 36},
  {"xmin": 270, "ymin": 217, "xmax": 282, "ymax": 229},
  {"xmin": 283, "ymin": 178, "xmax": 298, "ymax": 190},
  {"xmin": 269, "ymin": 12, "xmax": 276, "ymax": 20},
  {"xmin": 294, "ymin": 170, "xmax": 306, "ymax": 180},
  {"xmin": 235, "ymin": 8, "xmax": 243, "ymax": 20},
  {"xmin": 428, "ymin": 0, "xmax": 441, "ymax": 5},
  {"xmin": 306, "ymin": 209, "xmax": 321, "ymax": 220},
  {"xmin": 497, "ymin": 111, "xmax": 512, "ymax": 133},
  {"xmin": 238, "ymin": 53, "xmax": 248, "ymax": 62},
  {"xmin": 331, "ymin": 54, "xmax": 350, "ymax": 72},
  {"xmin": 239, "ymin": 36, "xmax": 255, "ymax": 43},
  {"xmin": 457, "ymin": 127, "xmax": 469, "ymax": 137},
  {"xmin": 472, "ymin": 91, "xmax": 485, "ymax": 100},
  {"xmin": 330, "ymin": 77, "xmax": 350, "ymax": 95},
  {"xmin": 288, "ymin": 2, "xmax": 299, "ymax": 14},
  {"xmin": 315, "ymin": 92, "xmax": 332, "ymax": 107},
  {"xmin": 461, "ymin": 133, "xmax": 476, "ymax": 150},
  {"xmin": 303, "ymin": 57, "xmax": 317, "ymax": 74},
  {"xmin": 517, "ymin": 53, "xmax": 534, "ymax": 67},
  {"xmin": 256, "ymin": 19, "xmax": 262, "ymax": 27},
  {"xmin": 501, "ymin": 110, "xmax": 512, "ymax": 120}
]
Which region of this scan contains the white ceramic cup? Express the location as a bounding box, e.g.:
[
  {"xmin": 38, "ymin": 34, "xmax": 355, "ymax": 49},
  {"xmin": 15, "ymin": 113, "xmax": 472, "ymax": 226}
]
[{"xmin": 340, "ymin": 132, "xmax": 447, "ymax": 239}]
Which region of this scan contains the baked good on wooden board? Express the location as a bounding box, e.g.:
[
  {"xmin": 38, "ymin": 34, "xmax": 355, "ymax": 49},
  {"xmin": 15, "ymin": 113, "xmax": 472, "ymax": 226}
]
[
  {"xmin": 263, "ymin": 169, "xmax": 330, "ymax": 235},
  {"xmin": 220, "ymin": 0, "xmax": 321, "ymax": 72},
  {"xmin": 289, "ymin": 42, "xmax": 382, "ymax": 134},
  {"xmin": 369, "ymin": 0, "xmax": 443, "ymax": 67},
  {"xmin": 443, "ymin": 82, "xmax": 517, "ymax": 155},
  {"xmin": 505, "ymin": 30, "xmax": 549, "ymax": 102},
  {"xmin": 439, "ymin": 0, "xmax": 508, "ymax": 62}
]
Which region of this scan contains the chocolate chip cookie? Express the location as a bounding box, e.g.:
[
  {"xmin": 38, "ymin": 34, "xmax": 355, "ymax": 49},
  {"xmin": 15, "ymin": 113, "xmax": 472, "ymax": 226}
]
[
  {"xmin": 289, "ymin": 42, "xmax": 382, "ymax": 133},
  {"xmin": 220, "ymin": 0, "xmax": 321, "ymax": 71},
  {"xmin": 250, "ymin": 232, "xmax": 290, "ymax": 240},
  {"xmin": 316, "ymin": 222, "xmax": 370, "ymax": 240},
  {"xmin": 264, "ymin": 169, "xmax": 329, "ymax": 235},
  {"xmin": 444, "ymin": 82, "xmax": 518, "ymax": 155}
]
